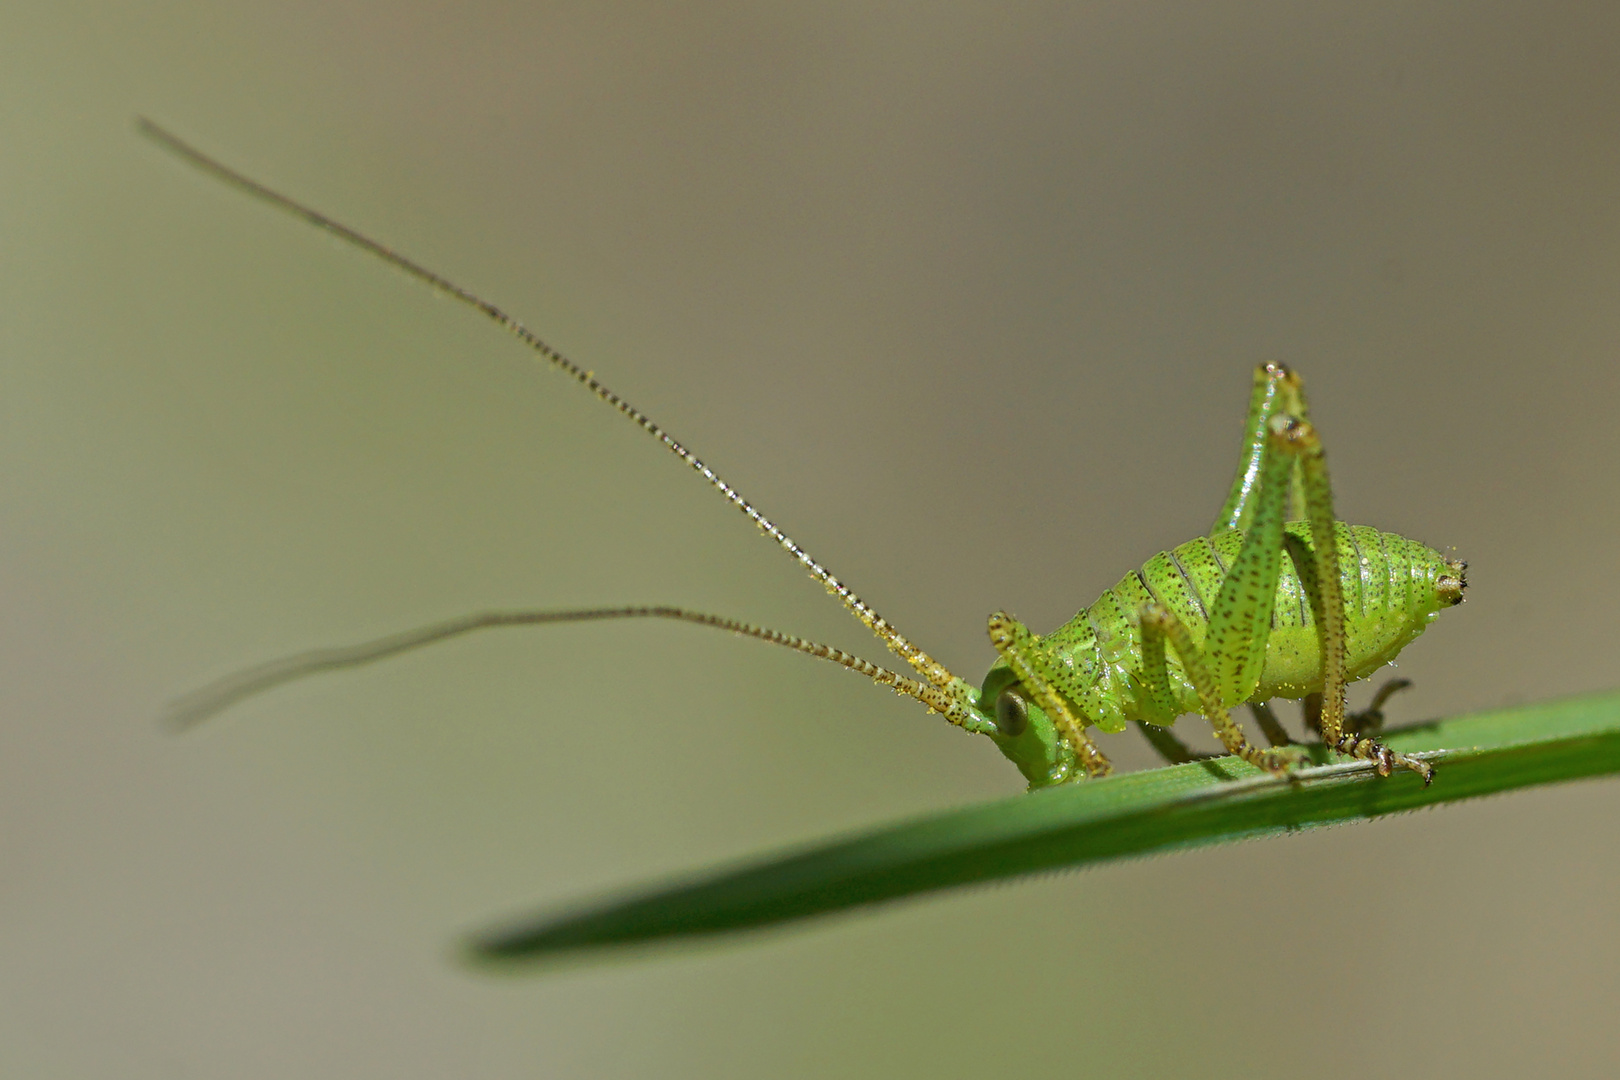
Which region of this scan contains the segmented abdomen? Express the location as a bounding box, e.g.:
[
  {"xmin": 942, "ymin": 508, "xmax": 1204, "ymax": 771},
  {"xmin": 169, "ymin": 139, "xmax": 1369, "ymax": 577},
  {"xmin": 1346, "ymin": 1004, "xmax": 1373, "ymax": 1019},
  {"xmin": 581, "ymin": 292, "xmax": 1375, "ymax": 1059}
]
[{"xmin": 1049, "ymin": 522, "xmax": 1458, "ymax": 726}]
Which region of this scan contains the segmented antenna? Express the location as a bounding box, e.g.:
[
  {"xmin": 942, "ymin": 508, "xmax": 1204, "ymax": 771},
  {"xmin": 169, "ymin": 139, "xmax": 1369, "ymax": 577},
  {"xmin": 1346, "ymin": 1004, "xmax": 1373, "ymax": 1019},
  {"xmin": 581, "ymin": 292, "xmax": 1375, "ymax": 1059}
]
[
  {"xmin": 165, "ymin": 606, "xmax": 987, "ymax": 731},
  {"xmin": 139, "ymin": 120, "xmax": 983, "ymax": 729}
]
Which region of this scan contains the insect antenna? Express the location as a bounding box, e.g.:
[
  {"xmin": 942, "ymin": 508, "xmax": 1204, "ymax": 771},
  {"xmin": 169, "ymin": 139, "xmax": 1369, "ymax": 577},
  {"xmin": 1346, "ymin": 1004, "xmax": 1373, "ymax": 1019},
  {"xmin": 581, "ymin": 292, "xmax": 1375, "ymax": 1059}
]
[
  {"xmin": 139, "ymin": 120, "xmax": 984, "ymax": 731},
  {"xmin": 164, "ymin": 606, "xmax": 981, "ymax": 732}
]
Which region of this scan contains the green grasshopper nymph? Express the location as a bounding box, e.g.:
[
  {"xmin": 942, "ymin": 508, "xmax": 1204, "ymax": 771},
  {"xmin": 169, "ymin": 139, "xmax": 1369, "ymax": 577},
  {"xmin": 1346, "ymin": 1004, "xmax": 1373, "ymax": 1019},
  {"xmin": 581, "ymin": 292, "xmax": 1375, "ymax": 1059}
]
[{"xmin": 145, "ymin": 120, "xmax": 1466, "ymax": 791}]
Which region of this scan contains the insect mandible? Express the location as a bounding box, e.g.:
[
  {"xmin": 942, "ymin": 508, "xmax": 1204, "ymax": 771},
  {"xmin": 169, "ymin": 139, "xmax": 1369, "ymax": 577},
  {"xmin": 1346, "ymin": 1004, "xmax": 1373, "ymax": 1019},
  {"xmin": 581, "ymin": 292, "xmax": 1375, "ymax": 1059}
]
[{"xmin": 145, "ymin": 121, "xmax": 1467, "ymax": 790}]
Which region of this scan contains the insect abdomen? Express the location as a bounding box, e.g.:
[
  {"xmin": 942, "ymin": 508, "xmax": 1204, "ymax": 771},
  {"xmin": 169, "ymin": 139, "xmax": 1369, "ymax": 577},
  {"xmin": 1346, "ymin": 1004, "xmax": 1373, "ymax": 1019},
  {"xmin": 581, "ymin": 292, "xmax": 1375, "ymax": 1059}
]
[{"xmin": 1066, "ymin": 522, "xmax": 1462, "ymax": 723}]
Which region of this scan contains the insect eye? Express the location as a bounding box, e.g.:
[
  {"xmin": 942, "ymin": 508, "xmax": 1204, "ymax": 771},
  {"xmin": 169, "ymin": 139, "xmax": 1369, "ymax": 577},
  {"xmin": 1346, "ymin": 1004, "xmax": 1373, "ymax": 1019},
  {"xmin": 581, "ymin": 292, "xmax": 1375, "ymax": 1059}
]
[{"xmin": 995, "ymin": 688, "xmax": 1030, "ymax": 738}]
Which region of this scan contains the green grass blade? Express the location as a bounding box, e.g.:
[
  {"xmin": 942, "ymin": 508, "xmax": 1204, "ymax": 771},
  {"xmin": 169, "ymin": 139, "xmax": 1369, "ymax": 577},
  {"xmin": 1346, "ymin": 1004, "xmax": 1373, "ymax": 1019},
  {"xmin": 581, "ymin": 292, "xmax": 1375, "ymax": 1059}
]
[{"xmin": 466, "ymin": 690, "xmax": 1620, "ymax": 966}]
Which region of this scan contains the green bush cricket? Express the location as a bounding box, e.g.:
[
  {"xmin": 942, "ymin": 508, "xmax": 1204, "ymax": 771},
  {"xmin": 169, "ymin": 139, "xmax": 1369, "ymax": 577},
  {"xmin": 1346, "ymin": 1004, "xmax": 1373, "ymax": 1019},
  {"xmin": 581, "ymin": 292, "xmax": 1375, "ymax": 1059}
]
[{"xmin": 144, "ymin": 120, "xmax": 1466, "ymax": 790}]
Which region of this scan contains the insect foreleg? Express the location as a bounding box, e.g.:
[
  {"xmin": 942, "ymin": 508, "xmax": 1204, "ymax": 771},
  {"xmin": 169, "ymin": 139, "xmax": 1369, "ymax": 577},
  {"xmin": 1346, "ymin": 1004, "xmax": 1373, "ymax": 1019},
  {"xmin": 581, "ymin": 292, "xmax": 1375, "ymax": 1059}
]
[{"xmin": 986, "ymin": 613, "xmax": 1111, "ymax": 779}]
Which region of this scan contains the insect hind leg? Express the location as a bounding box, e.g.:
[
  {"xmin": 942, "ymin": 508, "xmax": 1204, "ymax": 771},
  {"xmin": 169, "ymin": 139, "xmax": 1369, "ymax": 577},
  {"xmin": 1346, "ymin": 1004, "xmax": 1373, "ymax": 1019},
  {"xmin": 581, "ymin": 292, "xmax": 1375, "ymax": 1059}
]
[
  {"xmin": 1211, "ymin": 362, "xmax": 1311, "ymax": 535},
  {"xmin": 1300, "ymin": 679, "xmax": 1431, "ymax": 782},
  {"xmin": 1280, "ymin": 411, "xmax": 1436, "ymax": 785}
]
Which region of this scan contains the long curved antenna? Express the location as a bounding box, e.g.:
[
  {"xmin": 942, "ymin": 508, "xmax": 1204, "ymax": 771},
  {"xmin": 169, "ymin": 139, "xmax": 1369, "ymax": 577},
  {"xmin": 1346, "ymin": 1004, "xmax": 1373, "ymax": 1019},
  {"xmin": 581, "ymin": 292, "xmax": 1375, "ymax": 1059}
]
[
  {"xmin": 166, "ymin": 606, "xmax": 992, "ymax": 733},
  {"xmin": 139, "ymin": 120, "xmax": 982, "ymax": 728}
]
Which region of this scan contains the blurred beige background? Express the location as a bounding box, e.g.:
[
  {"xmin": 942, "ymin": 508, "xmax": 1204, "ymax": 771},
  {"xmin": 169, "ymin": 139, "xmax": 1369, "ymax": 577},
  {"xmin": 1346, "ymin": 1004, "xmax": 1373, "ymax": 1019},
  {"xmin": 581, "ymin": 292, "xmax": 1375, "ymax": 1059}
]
[{"xmin": 4, "ymin": 2, "xmax": 1619, "ymax": 1076}]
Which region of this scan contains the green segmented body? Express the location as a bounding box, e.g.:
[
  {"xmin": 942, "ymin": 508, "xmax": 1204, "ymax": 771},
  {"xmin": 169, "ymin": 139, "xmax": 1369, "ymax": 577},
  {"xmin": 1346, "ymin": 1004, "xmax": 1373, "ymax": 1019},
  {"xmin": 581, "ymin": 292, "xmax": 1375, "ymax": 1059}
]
[{"xmin": 1029, "ymin": 522, "xmax": 1456, "ymax": 734}]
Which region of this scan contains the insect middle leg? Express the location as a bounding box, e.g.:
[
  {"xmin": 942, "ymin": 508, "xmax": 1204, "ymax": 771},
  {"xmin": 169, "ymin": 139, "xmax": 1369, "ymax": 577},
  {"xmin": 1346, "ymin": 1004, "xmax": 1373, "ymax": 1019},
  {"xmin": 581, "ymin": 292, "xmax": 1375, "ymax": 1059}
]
[{"xmin": 1137, "ymin": 604, "xmax": 1303, "ymax": 775}]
